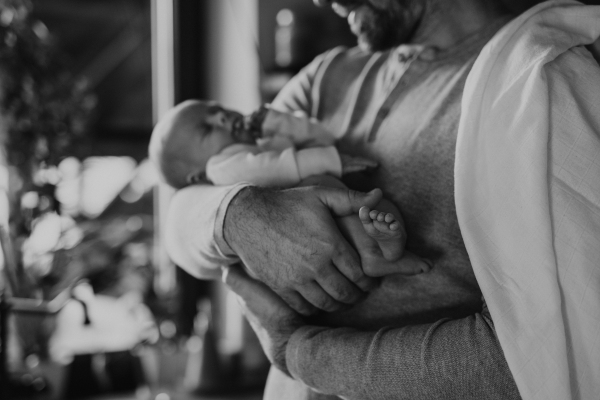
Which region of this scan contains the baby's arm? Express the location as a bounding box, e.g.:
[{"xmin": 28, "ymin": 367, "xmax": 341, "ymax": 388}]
[
  {"xmin": 206, "ymin": 145, "xmax": 342, "ymax": 187},
  {"xmin": 261, "ymin": 107, "xmax": 340, "ymax": 147}
]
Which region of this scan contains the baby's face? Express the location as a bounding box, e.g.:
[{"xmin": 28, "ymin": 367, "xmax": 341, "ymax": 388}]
[
  {"xmin": 196, "ymin": 102, "xmax": 254, "ymax": 146},
  {"xmin": 161, "ymin": 101, "xmax": 257, "ymax": 185},
  {"xmin": 177, "ymin": 101, "xmax": 255, "ymax": 162}
]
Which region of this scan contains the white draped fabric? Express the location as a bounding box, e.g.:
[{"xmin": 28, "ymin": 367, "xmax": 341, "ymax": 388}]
[{"xmin": 456, "ymin": 1, "xmax": 600, "ymax": 399}]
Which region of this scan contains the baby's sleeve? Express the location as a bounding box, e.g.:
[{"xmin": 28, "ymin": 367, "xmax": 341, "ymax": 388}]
[
  {"xmin": 165, "ymin": 182, "xmax": 247, "ymax": 277},
  {"xmin": 262, "ymin": 108, "xmax": 340, "ymax": 147},
  {"xmin": 206, "ymin": 145, "xmax": 341, "ymax": 187}
]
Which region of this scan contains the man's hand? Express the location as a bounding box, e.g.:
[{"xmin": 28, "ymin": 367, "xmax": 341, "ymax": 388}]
[
  {"xmin": 223, "ymin": 185, "xmax": 383, "ymax": 315},
  {"xmin": 339, "ymin": 153, "xmax": 378, "ymax": 175},
  {"xmin": 223, "ymin": 266, "xmax": 302, "ymax": 376}
]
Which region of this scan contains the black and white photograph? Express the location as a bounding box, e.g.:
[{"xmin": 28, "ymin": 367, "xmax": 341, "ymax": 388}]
[{"xmin": 1, "ymin": 1, "xmax": 600, "ymax": 399}]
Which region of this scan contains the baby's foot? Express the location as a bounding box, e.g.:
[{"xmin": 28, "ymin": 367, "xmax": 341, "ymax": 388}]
[{"xmin": 359, "ymin": 206, "xmax": 405, "ymax": 261}]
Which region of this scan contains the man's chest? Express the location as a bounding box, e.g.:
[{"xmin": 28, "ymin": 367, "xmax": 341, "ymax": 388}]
[
  {"xmin": 319, "ymin": 56, "xmax": 471, "ymax": 200},
  {"xmin": 314, "ymin": 61, "xmax": 483, "ymax": 326},
  {"xmin": 329, "ymin": 64, "xmax": 468, "ymax": 251}
]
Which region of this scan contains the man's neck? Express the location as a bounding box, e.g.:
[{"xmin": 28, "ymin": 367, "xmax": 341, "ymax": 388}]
[{"xmin": 410, "ymin": 0, "xmax": 513, "ymax": 50}]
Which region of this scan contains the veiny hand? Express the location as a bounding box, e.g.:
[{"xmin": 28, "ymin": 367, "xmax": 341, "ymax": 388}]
[
  {"xmin": 339, "ymin": 153, "xmax": 379, "ymax": 175},
  {"xmin": 224, "ymin": 185, "xmax": 383, "ymax": 315},
  {"xmin": 223, "ymin": 266, "xmax": 302, "ymax": 375}
]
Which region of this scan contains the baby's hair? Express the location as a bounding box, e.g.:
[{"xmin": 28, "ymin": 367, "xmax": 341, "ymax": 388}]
[{"xmin": 148, "ymin": 100, "xmax": 202, "ymax": 189}]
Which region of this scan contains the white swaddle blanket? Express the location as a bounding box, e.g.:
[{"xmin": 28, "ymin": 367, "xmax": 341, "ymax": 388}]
[{"xmin": 456, "ymin": 1, "xmax": 600, "ymax": 399}]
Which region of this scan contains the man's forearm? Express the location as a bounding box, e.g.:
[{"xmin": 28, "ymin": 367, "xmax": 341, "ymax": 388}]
[
  {"xmin": 286, "ymin": 308, "xmax": 521, "ymax": 400},
  {"xmin": 222, "ymin": 185, "xmax": 267, "ymax": 256}
]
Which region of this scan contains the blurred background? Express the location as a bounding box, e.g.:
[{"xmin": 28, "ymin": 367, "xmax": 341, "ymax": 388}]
[
  {"xmin": 0, "ymin": 1, "xmax": 353, "ymax": 399},
  {"xmin": 0, "ymin": 0, "xmax": 594, "ymax": 399}
]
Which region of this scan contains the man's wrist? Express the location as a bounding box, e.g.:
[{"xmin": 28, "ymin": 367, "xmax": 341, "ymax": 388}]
[
  {"xmin": 223, "ymin": 185, "xmax": 272, "ymax": 255},
  {"xmin": 285, "ymin": 325, "xmax": 327, "ymax": 380},
  {"xmin": 223, "ymin": 186, "xmax": 251, "ymax": 253},
  {"xmin": 275, "ymin": 323, "xmax": 304, "ymax": 378},
  {"xmin": 243, "ymin": 104, "xmax": 270, "ymax": 139}
]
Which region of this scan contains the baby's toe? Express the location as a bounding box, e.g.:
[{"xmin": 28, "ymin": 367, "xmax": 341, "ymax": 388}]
[
  {"xmin": 359, "ymin": 206, "xmax": 371, "ymax": 222},
  {"xmin": 369, "ymin": 209, "xmax": 380, "ymax": 220}
]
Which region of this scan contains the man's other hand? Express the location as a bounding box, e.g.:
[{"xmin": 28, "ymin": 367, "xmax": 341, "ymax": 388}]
[
  {"xmin": 223, "ymin": 266, "xmax": 302, "ymax": 375},
  {"xmin": 223, "ymin": 185, "xmax": 382, "ymax": 315}
]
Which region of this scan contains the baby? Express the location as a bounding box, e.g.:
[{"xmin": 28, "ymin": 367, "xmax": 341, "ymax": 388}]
[{"xmin": 149, "ymin": 99, "xmax": 431, "ymax": 274}]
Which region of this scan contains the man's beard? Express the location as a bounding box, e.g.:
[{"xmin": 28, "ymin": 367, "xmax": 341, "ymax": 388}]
[{"xmin": 346, "ymin": 0, "xmax": 418, "ymax": 52}]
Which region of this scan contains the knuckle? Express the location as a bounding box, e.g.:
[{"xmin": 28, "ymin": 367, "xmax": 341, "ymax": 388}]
[
  {"xmin": 361, "ymin": 260, "xmax": 378, "ymax": 276},
  {"xmin": 345, "ymin": 262, "xmax": 363, "ymax": 282},
  {"xmin": 280, "ymin": 291, "xmax": 304, "ymax": 310},
  {"xmin": 289, "ymin": 274, "xmax": 306, "ymax": 287},
  {"xmin": 321, "ymin": 241, "xmax": 336, "ymax": 255},
  {"xmin": 321, "ymin": 301, "xmax": 340, "ymax": 312},
  {"xmin": 281, "ymin": 287, "xmax": 316, "ymax": 315},
  {"xmin": 360, "ymin": 276, "xmax": 378, "ymax": 291},
  {"xmin": 314, "ymin": 266, "xmax": 330, "ymax": 279},
  {"xmin": 298, "ymin": 304, "xmax": 318, "ymax": 316},
  {"xmin": 347, "ymin": 262, "xmax": 364, "ymax": 281},
  {"xmin": 313, "ymin": 294, "xmax": 337, "ymax": 312},
  {"xmin": 347, "ymin": 190, "xmax": 359, "ymax": 204},
  {"xmin": 334, "ymin": 284, "xmax": 360, "ymax": 303},
  {"xmin": 277, "ymin": 289, "xmax": 293, "ymax": 302},
  {"xmin": 331, "ymin": 244, "xmax": 348, "ymax": 262},
  {"xmin": 292, "ymin": 302, "xmax": 311, "ymax": 315}
]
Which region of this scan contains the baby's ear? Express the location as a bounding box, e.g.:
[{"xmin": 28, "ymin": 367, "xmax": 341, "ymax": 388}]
[{"xmin": 186, "ymin": 170, "xmax": 208, "ymax": 185}]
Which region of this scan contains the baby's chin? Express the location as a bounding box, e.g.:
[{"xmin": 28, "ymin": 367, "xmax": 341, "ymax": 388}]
[
  {"xmin": 232, "ymin": 122, "xmax": 257, "ymax": 144},
  {"xmin": 230, "ymin": 116, "xmax": 255, "ymax": 144},
  {"xmin": 232, "ymin": 129, "xmax": 256, "ymax": 144}
]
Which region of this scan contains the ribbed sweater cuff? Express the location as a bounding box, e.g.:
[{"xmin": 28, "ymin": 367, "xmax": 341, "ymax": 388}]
[{"xmin": 214, "ymin": 183, "xmax": 252, "ymax": 257}]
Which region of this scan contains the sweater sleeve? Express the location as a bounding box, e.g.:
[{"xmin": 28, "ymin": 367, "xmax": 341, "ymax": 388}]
[
  {"xmin": 286, "ymin": 304, "xmax": 522, "ymax": 400},
  {"xmin": 206, "ymin": 146, "xmax": 341, "ymax": 187},
  {"xmin": 271, "ymin": 47, "xmax": 346, "ymax": 116},
  {"xmin": 164, "ymin": 183, "xmax": 248, "ymax": 279}
]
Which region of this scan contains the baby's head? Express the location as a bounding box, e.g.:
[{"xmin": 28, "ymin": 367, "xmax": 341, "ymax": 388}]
[{"xmin": 149, "ymin": 99, "xmax": 253, "ymax": 188}]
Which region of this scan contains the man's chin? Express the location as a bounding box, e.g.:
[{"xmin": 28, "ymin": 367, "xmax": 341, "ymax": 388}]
[
  {"xmin": 356, "ymin": 31, "xmax": 401, "ymax": 52},
  {"xmin": 348, "ymin": 6, "xmax": 410, "ymax": 52}
]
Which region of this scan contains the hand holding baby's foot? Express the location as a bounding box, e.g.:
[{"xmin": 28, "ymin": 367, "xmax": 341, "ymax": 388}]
[
  {"xmin": 361, "ymin": 251, "xmax": 433, "ymax": 277},
  {"xmin": 359, "ymin": 206, "xmax": 406, "ymax": 261}
]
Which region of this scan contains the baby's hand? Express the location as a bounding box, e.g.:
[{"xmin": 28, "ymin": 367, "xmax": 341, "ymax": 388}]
[{"xmin": 340, "ymin": 154, "xmax": 378, "ymax": 175}]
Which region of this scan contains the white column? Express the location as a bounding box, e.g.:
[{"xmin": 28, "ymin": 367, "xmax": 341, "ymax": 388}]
[
  {"xmin": 206, "ymin": 0, "xmax": 260, "ymax": 357},
  {"xmin": 206, "ymin": 0, "xmax": 260, "ymax": 113},
  {"xmin": 151, "ymin": 0, "xmax": 176, "ymax": 295}
]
